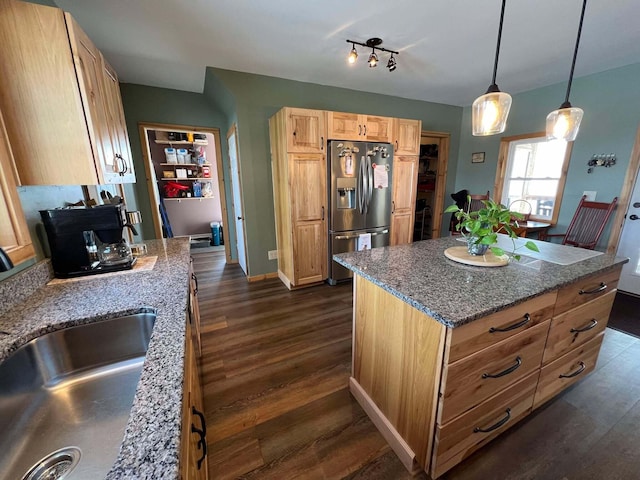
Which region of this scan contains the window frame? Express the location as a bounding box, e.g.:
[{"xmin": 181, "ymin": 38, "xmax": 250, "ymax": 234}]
[{"xmin": 493, "ymin": 131, "xmax": 573, "ymax": 225}]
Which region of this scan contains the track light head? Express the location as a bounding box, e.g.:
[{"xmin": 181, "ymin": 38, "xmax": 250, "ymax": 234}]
[
  {"xmin": 387, "ymin": 54, "xmax": 397, "ymax": 72},
  {"xmin": 368, "ymin": 49, "xmax": 378, "ymax": 68},
  {"xmin": 348, "ymin": 44, "xmax": 358, "ymax": 64}
]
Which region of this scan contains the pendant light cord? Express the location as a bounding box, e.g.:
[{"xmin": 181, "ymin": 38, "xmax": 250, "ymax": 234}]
[
  {"xmin": 490, "ymin": 0, "xmax": 507, "ymax": 88},
  {"xmin": 563, "ymin": 0, "xmax": 587, "ymax": 106}
]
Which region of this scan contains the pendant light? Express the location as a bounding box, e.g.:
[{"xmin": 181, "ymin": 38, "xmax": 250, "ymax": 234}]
[
  {"xmin": 348, "ymin": 43, "xmax": 358, "ymax": 64},
  {"xmin": 546, "ymin": 0, "xmax": 587, "ymax": 141},
  {"xmin": 472, "ymin": 0, "xmax": 512, "ymax": 136},
  {"xmin": 368, "ymin": 49, "xmax": 378, "ymax": 68}
]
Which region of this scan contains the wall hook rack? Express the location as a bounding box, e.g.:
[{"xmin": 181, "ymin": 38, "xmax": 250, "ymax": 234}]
[{"xmin": 587, "ymin": 153, "xmax": 616, "ymax": 173}]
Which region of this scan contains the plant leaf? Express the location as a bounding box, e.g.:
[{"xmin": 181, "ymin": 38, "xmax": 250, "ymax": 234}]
[
  {"xmin": 444, "ymin": 204, "xmax": 460, "ymax": 213},
  {"xmin": 524, "ymin": 241, "xmax": 540, "ymax": 252},
  {"xmin": 491, "ymin": 247, "xmax": 505, "ymax": 257}
]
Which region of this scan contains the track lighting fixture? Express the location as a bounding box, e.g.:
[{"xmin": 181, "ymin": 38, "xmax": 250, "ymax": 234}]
[
  {"xmin": 346, "ymin": 38, "xmax": 398, "ymax": 72},
  {"xmin": 387, "ymin": 54, "xmax": 397, "ymax": 72},
  {"xmin": 472, "ymin": 0, "xmax": 512, "ymax": 136},
  {"xmin": 348, "ymin": 43, "xmax": 358, "ymax": 64},
  {"xmin": 546, "ymin": 0, "xmax": 587, "ymax": 142},
  {"xmin": 368, "ymin": 49, "xmax": 378, "ymax": 68}
]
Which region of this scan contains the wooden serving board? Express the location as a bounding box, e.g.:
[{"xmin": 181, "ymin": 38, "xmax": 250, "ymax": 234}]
[
  {"xmin": 444, "ymin": 246, "xmax": 509, "ymax": 267},
  {"xmin": 47, "ymin": 255, "xmax": 158, "ymax": 285}
]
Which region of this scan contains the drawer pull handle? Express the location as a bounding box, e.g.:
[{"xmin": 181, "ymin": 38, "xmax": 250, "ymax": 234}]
[
  {"xmin": 570, "ymin": 319, "xmax": 598, "ymax": 334},
  {"xmin": 482, "ymin": 356, "xmax": 522, "ymax": 379},
  {"xmin": 474, "ymin": 408, "xmax": 511, "ymax": 433},
  {"xmin": 579, "ymin": 282, "xmax": 607, "ymax": 295},
  {"xmin": 489, "ymin": 314, "xmax": 531, "ymax": 333},
  {"xmin": 559, "ymin": 361, "xmax": 586, "ymax": 379}
]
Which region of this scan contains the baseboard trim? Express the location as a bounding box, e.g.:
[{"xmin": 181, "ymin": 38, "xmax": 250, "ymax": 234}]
[
  {"xmin": 349, "ymin": 377, "xmax": 422, "ymax": 476},
  {"xmin": 247, "ymin": 272, "xmax": 279, "ymax": 283}
]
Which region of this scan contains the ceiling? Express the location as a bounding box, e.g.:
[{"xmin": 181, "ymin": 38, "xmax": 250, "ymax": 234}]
[{"xmin": 56, "ymin": 0, "xmax": 640, "ymax": 107}]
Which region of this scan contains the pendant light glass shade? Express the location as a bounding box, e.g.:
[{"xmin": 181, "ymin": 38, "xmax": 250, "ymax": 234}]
[
  {"xmin": 546, "ymin": 0, "xmax": 588, "ymax": 142},
  {"xmin": 472, "ymin": 89, "xmax": 512, "ymax": 136},
  {"xmin": 348, "ymin": 45, "xmax": 358, "ymax": 64},
  {"xmin": 471, "ymin": 0, "xmax": 511, "ymax": 136},
  {"xmin": 546, "ymin": 104, "xmax": 583, "ymax": 141}
]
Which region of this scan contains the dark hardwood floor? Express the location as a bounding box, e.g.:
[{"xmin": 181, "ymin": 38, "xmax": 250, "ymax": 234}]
[
  {"xmin": 608, "ymin": 291, "xmax": 640, "ymax": 338},
  {"xmin": 192, "ymin": 250, "xmax": 640, "ymax": 480}
]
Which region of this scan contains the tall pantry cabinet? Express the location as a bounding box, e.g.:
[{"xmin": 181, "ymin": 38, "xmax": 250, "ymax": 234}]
[
  {"xmin": 0, "ymin": 0, "xmax": 135, "ymax": 185},
  {"xmin": 270, "ymin": 108, "xmax": 327, "ymax": 289}
]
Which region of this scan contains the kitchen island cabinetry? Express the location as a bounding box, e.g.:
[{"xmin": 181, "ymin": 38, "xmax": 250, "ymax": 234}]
[
  {"xmin": 0, "ymin": 0, "xmax": 134, "ymax": 185},
  {"xmin": 270, "ymin": 108, "xmax": 327, "ymax": 289},
  {"xmin": 335, "ymin": 237, "xmax": 626, "ymax": 478}
]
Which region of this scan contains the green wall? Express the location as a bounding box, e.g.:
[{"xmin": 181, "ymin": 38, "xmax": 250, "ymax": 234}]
[
  {"xmin": 456, "ymin": 62, "xmax": 640, "ymax": 250},
  {"xmin": 204, "ymin": 68, "xmax": 464, "ymax": 276},
  {"xmin": 119, "ymin": 83, "xmax": 233, "ymax": 244}
]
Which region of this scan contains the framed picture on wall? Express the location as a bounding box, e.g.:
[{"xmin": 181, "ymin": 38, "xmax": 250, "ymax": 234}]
[{"xmin": 471, "ymin": 152, "xmax": 485, "ymax": 163}]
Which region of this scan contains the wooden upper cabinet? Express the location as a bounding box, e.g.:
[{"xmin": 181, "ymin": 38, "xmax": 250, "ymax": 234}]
[
  {"xmin": 327, "ymin": 112, "xmax": 393, "ymax": 142},
  {"xmin": 394, "ymin": 118, "xmax": 422, "ymax": 155},
  {"xmin": 0, "ymin": 108, "xmax": 35, "ymax": 266},
  {"xmin": 0, "ymin": 1, "xmax": 134, "ymax": 185},
  {"xmin": 286, "ymin": 108, "xmax": 325, "ymax": 153}
]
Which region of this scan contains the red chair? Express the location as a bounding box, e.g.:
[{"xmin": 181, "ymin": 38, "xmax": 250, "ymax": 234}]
[{"xmin": 541, "ymin": 195, "xmax": 618, "ymax": 249}]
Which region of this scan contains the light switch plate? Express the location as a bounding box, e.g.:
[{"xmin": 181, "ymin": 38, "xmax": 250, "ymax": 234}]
[
  {"xmin": 583, "ymin": 191, "xmax": 597, "ymax": 201},
  {"xmin": 268, "ymin": 250, "xmax": 278, "ymax": 260}
]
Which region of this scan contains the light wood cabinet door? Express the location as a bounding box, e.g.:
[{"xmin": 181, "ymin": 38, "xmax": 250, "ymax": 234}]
[
  {"xmin": 394, "ymin": 118, "xmax": 421, "ymax": 155},
  {"xmin": 101, "ymin": 57, "xmax": 136, "ymax": 183},
  {"xmin": 390, "ymin": 213, "xmax": 413, "ymax": 246},
  {"xmin": 0, "ymin": 108, "xmax": 34, "ymax": 266},
  {"xmin": 390, "ymin": 156, "xmax": 418, "ymax": 246},
  {"xmin": 364, "ymin": 115, "xmax": 393, "ymax": 142},
  {"xmin": 294, "ymin": 221, "xmax": 327, "ymax": 285},
  {"xmin": 327, "ymin": 111, "xmax": 361, "ymax": 140},
  {"xmin": 286, "ymin": 108, "xmax": 325, "ymax": 153},
  {"xmin": 290, "ymin": 154, "xmax": 326, "ymax": 222}
]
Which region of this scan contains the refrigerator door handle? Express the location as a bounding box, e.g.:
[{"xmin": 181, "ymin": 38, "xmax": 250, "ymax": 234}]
[
  {"xmin": 367, "ymin": 155, "xmax": 374, "ymax": 207},
  {"xmin": 357, "ymin": 156, "xmax": 364, "ymax": 214},
  {"xmin": 362, "ymin": 155, "xmax": 369, "ymax": 215},
  {"xmin": 334, "ymin": 229, "xmax": 389, "ymax": 240}
]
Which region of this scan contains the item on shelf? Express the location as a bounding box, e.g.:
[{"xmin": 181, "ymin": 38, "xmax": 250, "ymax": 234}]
[
  {"xmin": 193, "ymin": 145, "xmax": 206, "ymax": 165},
  {"xmin": 175, "ymin": 168, "xmax": 187, "ymax": 179},
  {"xmin": 201, "ymin": 181, "xmax": 213, "ymax": 197},
  {"xmin": 187, "ymin": 132, "xmax": 194, "ymax": 142},
  {"xmin": 201, "ymin": 165, "xmax": 211, "ymax": 178},
  {"xmin": 162, "ymin": 170, "xmax": 175, "ymax": 179},
  {"xmin": 164, "ymin": 147, "xmax": 177, "ymax": 164},
  {"xmin": 176, "ymin": 148, "xmax": 189, "ymax": 164},
  {"xmin": 163, "ymin": 181, "xmax": 190, "ymax": 198},
  {"xmin": 194, "ymin": 133, "xmax": 207, "ymax": 143},
  {"xmin": 186, "ymin": 168, "xmax": 196, "ymax": 178},
  {"xmin": 167, "ymin": 132, "xmax": 187, "ymax": 141},
  {"xmin": 192, "ymin": 180, "xmax": 202, "ymax": 198}
]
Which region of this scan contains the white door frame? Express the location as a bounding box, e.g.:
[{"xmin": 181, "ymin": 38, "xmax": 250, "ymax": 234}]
[{"xmin": 227, "ymin": 123, "xmax": 248, "ymax": 276}]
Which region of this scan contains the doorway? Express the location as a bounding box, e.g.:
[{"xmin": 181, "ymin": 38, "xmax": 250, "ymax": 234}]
[{"xmin": 138, "ymin": 122, "xmax": 232, "ymax": 264}]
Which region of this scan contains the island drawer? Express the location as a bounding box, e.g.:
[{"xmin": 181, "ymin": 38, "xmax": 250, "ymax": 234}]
[
  {"xmin": 543, "ymin": 290, "xmax": 615, "ymax": 365},
  {"xmin": 438, "ymin": 319, "xmax": 549, "ymax": 424},
  {"xmin": 431, "ymin": 372, "xmax": 537, "ymax": 479},
  {"xmin": 446, "ymin": 291, "xmax": 557, "ymax": 363},
  {"xmin": 534, "ymin": 332, "xmax": 603, "ymax": 409},
  {"xmin": 553, "ymin": 266, "xmax": 622, "ymax": 316}
]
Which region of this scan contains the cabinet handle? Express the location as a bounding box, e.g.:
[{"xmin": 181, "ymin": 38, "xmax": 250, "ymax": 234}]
[
  {"xmin": 579, "ymin": 282, "xmax": 607, "ymax": 295},
  {"xmin": 192, "ymin": 272, "xmax": 199, "ymax": 294},
  {"xmin": 363, "ymin": 124, "xmax": 367, "ymax": 136},
  {"xmin": 392, "ymin": 200, "xmax": 395, "ymax": 214},
  {"xmin": 358, "ymin": 125, "xmax": 362, "ymax": 136},
  {"xmin": 321, "ymin": 206, "xmax": 325, "ymax": 220},
  {"xmin": 482, "ymin": 356, "xmax": 522, "ymax": 379},
  {"xmin": 191, "ymin": 406, "xmax": 207, "ymax": 469},
  {"xmin": 570, "ymin": 318, "xmax": 598, "ymax": 333},
  {"xmin": 321, "ymin": 136, "xmax": 324, "ymax": 150},
  {"xmin": 489, "ymin": 314, "xmax": 530, "ymax": 333},
  {"xmin": 473, "ymin": 408, "xmax": 511, "ymax": 433},
  {"xmin": 395, "ymin": 140, "xmax": 398, "ymax": 150},
  {"xmin": 559, "ymin": 361, "xmax": 586, "ymax": 378}
]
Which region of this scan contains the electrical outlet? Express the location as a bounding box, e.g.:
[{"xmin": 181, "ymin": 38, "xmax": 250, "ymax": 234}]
[
  {"xmin": 583, "ymin": 191, "xmax": 597, "ymax": 201},
  {"xmin": 268, "ymin": 250, "xmax": 278, "ymax": 260}
]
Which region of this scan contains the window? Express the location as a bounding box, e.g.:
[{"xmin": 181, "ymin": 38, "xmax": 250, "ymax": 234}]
[{"xmin": 494, "ymin": 132, "xmax": 573, "ymax": 224}]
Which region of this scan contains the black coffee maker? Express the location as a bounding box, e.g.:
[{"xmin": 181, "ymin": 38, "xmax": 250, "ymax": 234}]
[{"xmin": 40, "ymin": 204, "xmax": 137, "ymax": 278}]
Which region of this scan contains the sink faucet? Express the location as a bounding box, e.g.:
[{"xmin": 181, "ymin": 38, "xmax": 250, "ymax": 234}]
[{"xmin": 0, "ymin": 247, "xmax": 14, "ymax": 272}]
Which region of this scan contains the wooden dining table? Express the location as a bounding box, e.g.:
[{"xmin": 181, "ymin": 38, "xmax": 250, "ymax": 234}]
[{"xmin": 519, "ymin": 220, "xmax": 552, "ymax": 239}]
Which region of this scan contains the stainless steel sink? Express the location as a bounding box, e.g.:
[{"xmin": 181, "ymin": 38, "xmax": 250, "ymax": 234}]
[{"xmin": 0, "ymin": 313, "xmax": 156, "ymax": 480}]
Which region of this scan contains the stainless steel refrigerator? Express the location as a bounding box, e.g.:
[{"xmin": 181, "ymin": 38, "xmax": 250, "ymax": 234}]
[{"xmin": 328, "ymin": 141, "xmax": 393, "ymax": 284}]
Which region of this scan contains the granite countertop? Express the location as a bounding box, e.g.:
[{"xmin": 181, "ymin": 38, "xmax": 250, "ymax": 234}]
[
  {"xmin": 0, "ymin": 238, "xmax": 192, "ymax": 479},
  {"xmin": 334, "ymin": 236, "xmax": 628, "ymax": 328}
]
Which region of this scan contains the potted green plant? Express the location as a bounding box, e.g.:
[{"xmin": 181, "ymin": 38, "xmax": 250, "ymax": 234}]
[{"xmin": 445, "ymin": 197, "xmax": 540, "ymax": 260}]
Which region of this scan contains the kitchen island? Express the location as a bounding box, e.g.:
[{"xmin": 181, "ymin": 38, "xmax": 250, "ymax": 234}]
[
  {"xmin": 0, "ymin": 238, "xmax": 196, "ymax": 479},
  {"xmin": 334, "ymin": 236, "xmax": 627, "ymax": 479}
]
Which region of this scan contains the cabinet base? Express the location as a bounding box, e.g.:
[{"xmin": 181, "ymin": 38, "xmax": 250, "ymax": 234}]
[{"xmin": 349, "ymin": 377, "xmax": 424, "ymax": 476}]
